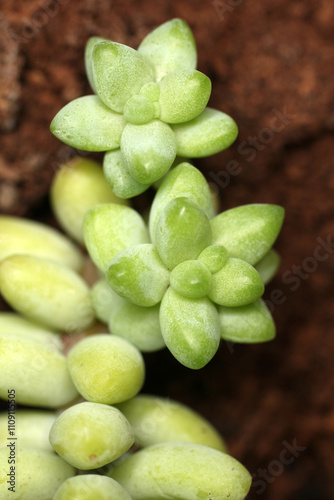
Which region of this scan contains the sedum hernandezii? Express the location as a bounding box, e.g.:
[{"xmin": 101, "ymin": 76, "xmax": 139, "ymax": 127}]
[{"xmin": 0, "ymin": 18, "xmax": 284, "ymax": 500}]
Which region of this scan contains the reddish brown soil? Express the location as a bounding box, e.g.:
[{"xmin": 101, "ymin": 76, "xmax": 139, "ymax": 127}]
[{"xmin": 1, "ymin": 1, "xmax": 334, "ymax": 498}]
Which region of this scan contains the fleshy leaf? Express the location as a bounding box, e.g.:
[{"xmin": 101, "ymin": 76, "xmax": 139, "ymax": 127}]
[
  {"xmin": 171, "ymin": 107, "xmax": 238, "ymax": 157},
  {"xmin": 170, "ymin": 260, "xmax": 212, "ymax": 299},
  {"xmin": 121, "ymin": 121, "xmax": 177, "ymax": 184},
  {"xmin": 85, "ymin": 36, "xmax": 110, "ymax": 92},
  {"xmin": 158, "ymin": 70, "xmax": 211, "ymax": 124},
  {"xmin": 138, "ymin": 18, "xmax": 197, "ymax": 82},
  {"xmin": 160, "ymin": 288, "xmax": 221, "ymax": 370},
  {"xmin": 92, "ymin": 42, "xmax": 154, "ymax": 112},
  {"xmin": 208, "ymin": 257, "xmax": 265, "ymax": 307},
  {"xmin": 103, "ymin": 150, "xmax": 151, "ymax": 199},
  {"xmin": 149, "ymin": 162, "xmax": 215, "ymax": 243},
  {"xmin": 116, "ymin": 395, "xmax": 227, "ymax": 451},
  {"xmin": 211, "ymin": 204, "xmax": 285, "ymax": 266},
  {"xmin": 197, "ymin": 244, "xmax": 228, "ymax": 274},
  {"xmin": 109, "ymin": 299, "xmax": 165, "ymax": 352},
  {"xmin": 218, "ymin": 299, "xmax": 276, "ymax": 343},
  {"xmin": 155, "ymin": 198, "xmax": 212, "ymax": 270},
  {"xmin": 123, "ymin": 95, "xmax": 155, "ymax": 125},
  {"xmin": 83, "ymin": 204, "xmax": 150, "ymax": 272},
  {"xmin": 51, "ymin": 157, "xmax": 128, "ymax": 244},
  {"xmin": 50, "ymin": 96, "xmax": 125, "ymax": 152},
  {"xmin": 106, "ymin": 244, "xmax": 170, "ymax": 307},
  {"xmin": 255, "ymin": 249, "xmax": 281, "ymax": 284}
]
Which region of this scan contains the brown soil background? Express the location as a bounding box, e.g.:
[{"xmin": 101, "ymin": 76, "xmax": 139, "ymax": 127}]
[{"xmin": 1, "ymin": 0, "xmax": 334, "ymax": 498}]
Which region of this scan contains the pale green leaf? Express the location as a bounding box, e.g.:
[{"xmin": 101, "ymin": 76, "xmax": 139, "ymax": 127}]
[
  {"xmin": 211, "ymin": 204, "xmax": 285, "ymax": 265},
  {"xmin": 158, "ymin": 70, "xmax": 211, "ymax": 124},
  {"xmin": 160, "ymin": 288, "xmax": 220, "ymax": 369},
  {"xmin": 208, "ymin": 257, "xmax": 265, "ymax": 307},
  {"xmin": 83, "ymin": 204, "xmax": 150, "ymax": 272},
  {"xmin": 106, "ymin": 244, "xmax": 170, "ymax": 307},
  {"xmin": 103, "ymin": 150, "xmax": 151, "ymax": 199},
  {"xmin": 92, "ymin": 42, "xmax": 154, "ymax": 112},
  {"xmin": 50, "ymin": 96, "xmax": 125, "ymax": 152},
  {"xmin": 121, "ymin": 120, "xmax": 177, "ymax": 184},
  {"xmin": 84, "ymin": 36, "xmax": 110, "ymax": 92},
  {"xmin": 138, "ymin": 18, "xmax": 197, "ymax": 82},
  {"xmin": 149, "ymin": 162, "xmax": 215, "ymax": 243},
  {"xmin": 155, "ymin": 198, "xmax": 212, "ymax": 270},
  {"xmin": 219, "ymin": 299, "xmax": 276, "ymax": 343},
  {"xmin": 171, "ymin": 107, "xmax": 238, "ymax": 157}
]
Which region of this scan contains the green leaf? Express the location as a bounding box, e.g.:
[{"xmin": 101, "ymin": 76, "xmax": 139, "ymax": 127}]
[
  {"xmin": 92, "ymin": 42, "xmax": 154, "ymax": 112},
  {"xmin": 84, "ymin": 36, "xmax": 110, "ymax": 92},
  {"xmin": 138, "ymin": 18, "xmax": 197, "ymax": 82},
  {"xmin": 149, "ymin": 162, "xmax": 215, "ymax": 243},
  {"xmin": 155, "ymin": 198, "xmax": 212, "ymax": 270},
  {"xmin": 103, "ymin": 150, "xmax": 151, "ymax": 199},
  {"xmin": 208, "ymin": 257, "xmax": 265, "ymax": 307},
  {"xmin": 218, "ymin": 299, "xmax": 276, "ymax": 343},
  {"xmin": 83, "ymin": 204, "xmax": 150, "ymax": 272},
  {"xmin": 158, "ymin": 70, "xmax": 211, "ymax": 124},
  {"xmin": 121, "ymin": 120, "xmax": 177, "ymax": 184},
  {"xmin": 160, "ymin": 288, "xmax": 221, "ymax": 370},
  {"xmin": 106, "ymin": 244, "xmax": 170, "ymax": 307},
  {"xmin": 170, "ymin": 260, "xmax": 212, "ymax": 299},
  {"xmin": 50, "ymin": 96, "xmax": 126, "ymax": 152},
  {"xmin": 171, "ymin": 107, "xmax": 238, "ymax": 157},
  {"xmin": 255, "ymin": 249, "xmax": 281, "ymax": 285},
  {"xmin": 197, "ymin": 244, "xmax": 228, "ymax": 274},
  {"xmin": 211, "ymin": 204, "xmax": 285, "ymax": 266},
  {"xmin": 109, "ymin": 301, "xmax": 165, "ymax": 353}
]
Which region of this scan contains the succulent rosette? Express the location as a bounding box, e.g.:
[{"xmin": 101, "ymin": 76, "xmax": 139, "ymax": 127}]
[
  {"xmin": 86, "ymin": 163, "xmax": 284, "ymax": 369},
  {"xmin": 50, "ymin": 19, "xmax": 238, "ymax": 198}
]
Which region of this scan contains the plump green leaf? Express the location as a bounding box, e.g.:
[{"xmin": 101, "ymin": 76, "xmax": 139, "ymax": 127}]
[
  {"xmin": 103, "ymin": 150, "xmax": 151, "ymax": 199},
  {"xmin": 67, "ymin": 334, "xmax": 145, "ymax": 405},
  {"xmin": 255, "ymin": 248, "xmax": 281, "ymax": 284},
  {"xmin": 53, "ymin": 475, "xmax": 132, "ymax": 500},
  {"xmin": 0, "ymin": 333, "xmax": 78, "ymax": 408},
  {"xmin": 106, "ymin": 244, "xmax": 170, "ymax": 307},
  {"xmin": 158, "ymin": 70, "xmax": 211, "ymax": 124},
  {"xmin": 219, "ymin": 299, "xmax": 275, "ymax": 343},
  {"xmin": 155, "ymin": 198, "xmax": 212, "ymax": 270},
  {"xmin": 197, "ymin": 244, "xmax": 228, "ymax": 274},
  {"xmin": 109, "ymin": 299, "xmax": 165, "ymax": 352},
  {"xmin": 211, "ymin": 204, "xmax": 285, "ymax": 266},
  {"xmin": 83, "ymin": 204, "xmax": 150, "ymax": 272},
  {"xmin": 49, "ymin": 402, "xmax": 134, "ymax": 470},
  {"xmin": 92, "ymin": 42, "xmax": 154, "ymax": 112},
  {"xmin": 0, "ymin": 255, "xmax": 94, "ymax": 333},
  {"xmin": 121, "ymin": 120, "xmax": 177, "ymax": 184},
  {"xmin": 172, "ymin": 107, "xmax": 238, "ymax": 157},
  {"xmin": 160, "ymin": 288, "xmax": 220, "ymax": 369},
  {"xmin": 138, "ymin": 18, "xmax": 197, "ymax": 82},
  {"xmin": 208, "ymin": 257, "xmax": 265, "ymax": 307},
  {"xmin": 123, "ymin": 95, "xmax": 155, "ymax": 124},
  {"xmin": 50, "ymin": 96, "xmax": 126, "ymax": 152},
  {"xmin": 116, "ymin": 394, "xmax": 227, "ymax": 451},
  {"xmin": 84, "ymin": 36, "xmax": 110, "ymax": 92},
  {"xmin": 170, "ymin": 260, "xmax": 212, "ymax": 298},
  {"xmin": 0, "ymin": 448, "xmax": 75, "ymax": 500},
  {"xmin": 0, "ymin": 215, "xmax": 83, "ymax": 271},
  {"xmin": 149, "ymin": 162, "xmax": 215, "ymax": 243},
  {"xmin": 51, "ymin": 157, "xmax": 128, "ymax": 243},
  {"xmin": 110, "ymin": 442, "xmax": 252, "ymax": 500}
]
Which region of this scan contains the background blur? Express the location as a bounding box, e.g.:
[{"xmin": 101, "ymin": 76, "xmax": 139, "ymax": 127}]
[{"xmin": 1, "ymin": 1, "xmax": 334, "ymax": 498}]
